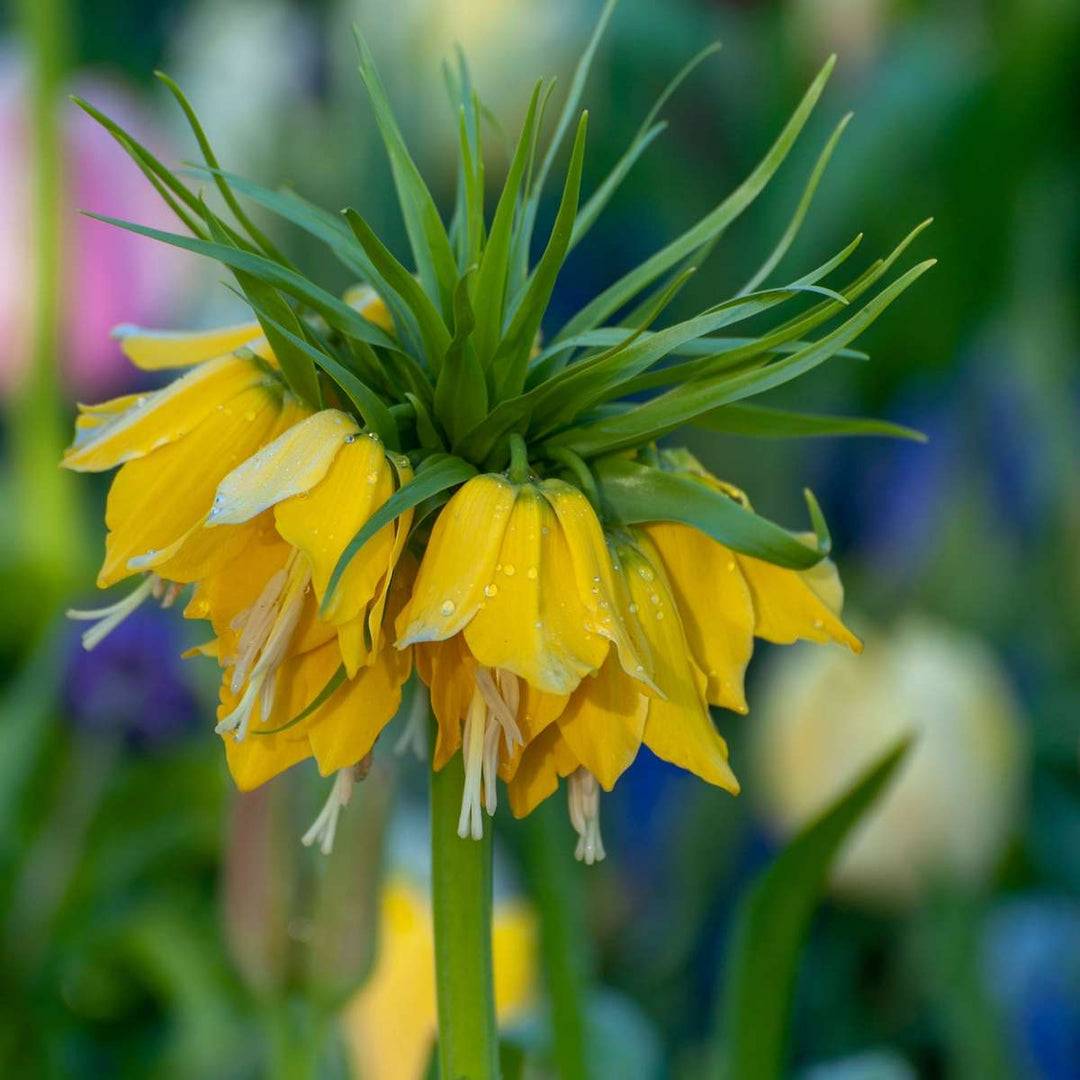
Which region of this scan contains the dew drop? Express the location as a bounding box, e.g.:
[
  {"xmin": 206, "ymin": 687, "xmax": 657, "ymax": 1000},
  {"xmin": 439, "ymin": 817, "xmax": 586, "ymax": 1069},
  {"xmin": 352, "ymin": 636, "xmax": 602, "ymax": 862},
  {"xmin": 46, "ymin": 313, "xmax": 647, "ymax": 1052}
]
[
  {"xmin": 813, "ymin": 618, "xmax": 824, "ymax": 629},
  {"xmin": 526, "ymin": 567, "xmax": 538, "ymax": 580},
  {"xmin": 503, "ymin": 564, "xmax": 516, "ymax": 577},
  {"xmin": 655, "ymin": 611, "xmax": 664, "ymax": 621},
  {"xmin": 366, "ymin": 471, "xmax": 379, "ymax": 485},
  {"xmin": 628, "ymin": 603, "xmax": 637, "ymax": 614},
  {"xmin": 440, "ymin": 599, "xmax": 456, "ymax": 616},
  {"xmin": 483, "ymin": 583, "xmax": 498, "ymax": 598},
  {"xmin": 344, "ymin": 434, "xmax": 357, "ymax": 444},
  {"xmin": 637, "ymin": 566, "xmax": 654, "ymax": 582},
  {"xmin": 649, "ymin": 593, "xmax": 661, "ymax": 606}
]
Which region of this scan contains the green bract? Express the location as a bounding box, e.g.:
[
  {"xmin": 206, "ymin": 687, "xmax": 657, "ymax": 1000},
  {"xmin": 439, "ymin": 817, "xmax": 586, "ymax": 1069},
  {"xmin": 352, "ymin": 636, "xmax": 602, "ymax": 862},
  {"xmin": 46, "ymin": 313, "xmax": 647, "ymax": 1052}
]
[{"xmin": 74, "ymin": 3, "xmax": 933, "ymax": 609}]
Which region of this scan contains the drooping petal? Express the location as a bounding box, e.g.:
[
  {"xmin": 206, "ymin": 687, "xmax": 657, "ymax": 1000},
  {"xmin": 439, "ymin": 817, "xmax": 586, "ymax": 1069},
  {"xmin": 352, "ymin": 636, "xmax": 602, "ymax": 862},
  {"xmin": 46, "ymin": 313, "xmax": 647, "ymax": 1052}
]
[
  {"xmin": 207, "ymin": 409, "xmax": 360, "ymax": 528},
  {"xmin": 396, "ymin": 475, "xmax": 517, "ymax": 646},
  {"xmin": 556, "ymin": 656, "xmax": 647, "ymax": 791},
  {"xmin": 506, "ymin": 725, "xmax": 581, "ymax": 819},
  {"xmin": 417, "ymin": 638, "xmax": 478, "ymax": 770},
  {"xmin": 643, "ymin": 522, "xmax": 754, "ymax": 713},
  {"xmin": 736, "ymin": 550, "xmax": 861, "ymax": 652},
  {"xmin": 619, "ymin": 534, "xmax": 739, "ymax": 793},
  {"xmin": 463, "ymin": 486, "xmax": 609, "ymax": 695},
  {"xmin": 274, "ymin": 433, "xmax": 395, "ymax": 636},
  {"xmin": 307, "ymin": 642, "xmax": 410, "ymax": 775},
  {"xmin": 113, "ymin": 320, "xmax": 262, "ymax": 370},
  {"xmin": 128, "ymin": 399, "xmax": 311, "ymax": 583},
  {"xmin": 540, "ymin": 479, "xmax": 654, "ymax": 689},
  {"xmin": 63, "ymin": 353, "xmax": 269, "ymax": 472},
  {"xmin": 97, "ymin": 383, "xmax": 286, "ymax": 587}
]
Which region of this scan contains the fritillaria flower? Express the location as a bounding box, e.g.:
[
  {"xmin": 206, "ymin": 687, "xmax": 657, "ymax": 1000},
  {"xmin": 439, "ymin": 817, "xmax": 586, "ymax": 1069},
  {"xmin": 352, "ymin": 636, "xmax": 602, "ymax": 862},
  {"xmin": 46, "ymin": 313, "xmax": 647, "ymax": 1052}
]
[{"xmin": 61, "ymin": 10, "xmax": 932, "ymax": 1066}]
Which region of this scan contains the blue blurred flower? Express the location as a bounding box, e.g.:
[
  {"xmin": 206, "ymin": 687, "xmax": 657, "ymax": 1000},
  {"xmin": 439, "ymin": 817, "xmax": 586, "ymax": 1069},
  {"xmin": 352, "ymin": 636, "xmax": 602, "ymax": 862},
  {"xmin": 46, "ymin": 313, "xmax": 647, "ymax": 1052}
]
[
  {"xmin": 62, "ymin": 607, "xmax": 199, "ymax": 750},
  {"xmin": 983, "ymin": 897, "xmax": 1080, "ymax": 1080}
]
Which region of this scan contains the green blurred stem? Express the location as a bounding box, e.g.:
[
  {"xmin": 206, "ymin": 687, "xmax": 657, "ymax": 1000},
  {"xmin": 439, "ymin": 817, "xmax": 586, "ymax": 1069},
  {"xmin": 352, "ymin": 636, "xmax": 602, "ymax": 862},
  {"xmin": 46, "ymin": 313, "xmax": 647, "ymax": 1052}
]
[
  {"xmin": 524, "ymin": 797, "xmax": 591, "ymax": 1080},
  {"xmin": 265, "ymin": 998, "xmax": 325, "ymax": 1080},
  {"xmin": 15, "ymin": 0, "xmax": 82, "ymax": 614},
  {"xmin": 430, "ymin": 732, "xmax": 499, "ymax": 1080}
]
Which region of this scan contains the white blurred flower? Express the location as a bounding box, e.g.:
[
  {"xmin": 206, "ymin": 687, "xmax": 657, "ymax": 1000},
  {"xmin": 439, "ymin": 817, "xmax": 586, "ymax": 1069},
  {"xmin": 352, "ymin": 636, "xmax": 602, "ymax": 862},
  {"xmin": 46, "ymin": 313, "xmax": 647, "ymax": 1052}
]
[{"xmin": 753, "ymin": 614, "xmax": 1027, "ymax": 907}]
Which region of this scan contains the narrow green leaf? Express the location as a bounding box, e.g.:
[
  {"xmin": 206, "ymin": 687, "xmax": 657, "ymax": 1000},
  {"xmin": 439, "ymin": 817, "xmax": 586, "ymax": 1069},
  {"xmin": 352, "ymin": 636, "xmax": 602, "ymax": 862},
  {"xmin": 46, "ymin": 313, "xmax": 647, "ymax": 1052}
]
[
  {"xmin": 515, "ymin": 0, "xmax": 617, "ymax": 278},
  {"xmin": 250, "ymin": 307, "xmax": 399, "ymax": 448},
  {"xmin": 570, "ymin": 40, "xmax": 723, "ymax": 251},
  {"xmin": 405, "ymin": 391, "xmax": 446, "ymax": 451},
  {"xmin": 354, "ymin": 29, "xmax": 458, "ymax": 316},
  {"xmin": 594, "ymin": 457, "xmax": 825, "ymax": 568},
  {"xmin": 494, "ymin": 112, "xmax": 589, "ymax": 401},
  {"xmin": 714, "ymin": 740, "xmax": 912, "ymax": 1080},
  {"xmin": 343, "ymin": 208, "xmax": 451, "ymax": 371},
  {"xmin": 554, "ymin": 259, "xmax": 936, "ymax": 457},
  {"xmin": 471, "ymin": 82, "xmax": 543, "ymax": 369},
  {"xmin": 155, "ymin": 71, "xmax": 292, "ymax": 267},
  {"xmin": 693, "ymin": 403, "xmax": 926, "ymax": 441},
  {"xmin": 740, "ymin": 112, "xmax": 852, "ymax": 294},
  {"xmin": 255, "ymin": 665, "xmax": 347, "ymax": 735},
  {"xmin": 85, "ymin": 213, "xmax": 401, "ymax": 352},
  {"xmin": 322, "ymin": 454, "xmax": 478, "ymax": 615},
  {"xmin": 204, "ymin": 212, "xmax": 320, "ymax": 404},
  {"xmin": 435, "ymin": 271, "xmax": 489, "ymax": 449},
  {"xmin": 556, "ymin": 55, "xmax": 837, "ymax": 342}
]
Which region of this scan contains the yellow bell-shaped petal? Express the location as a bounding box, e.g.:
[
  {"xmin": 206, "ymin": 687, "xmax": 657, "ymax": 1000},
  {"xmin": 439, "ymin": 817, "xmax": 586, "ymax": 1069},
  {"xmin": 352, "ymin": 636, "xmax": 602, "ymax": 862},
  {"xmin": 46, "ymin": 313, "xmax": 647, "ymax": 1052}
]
[
  {"xmin": 63, "ymin": 352, "xmax": 270, "ymax": 472},
  {"xmin": 113, "ymin": 320, "xmax": 262, "ymax": 370},
  {"xmin": 207, "ymin": 409, "xmax": 360, "ymax": 527},
  {"xmin": 642, "ymin": 521, "xmax": 754, "ymax": 713}
]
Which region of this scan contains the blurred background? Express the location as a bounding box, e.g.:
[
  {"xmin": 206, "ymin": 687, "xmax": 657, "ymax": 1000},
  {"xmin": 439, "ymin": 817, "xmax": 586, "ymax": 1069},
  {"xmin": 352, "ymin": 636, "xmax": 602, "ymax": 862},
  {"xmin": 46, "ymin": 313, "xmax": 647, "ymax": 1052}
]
[{"xmin": 1, "ymin": 0, "xmax": 1078, "ymax": 1076}]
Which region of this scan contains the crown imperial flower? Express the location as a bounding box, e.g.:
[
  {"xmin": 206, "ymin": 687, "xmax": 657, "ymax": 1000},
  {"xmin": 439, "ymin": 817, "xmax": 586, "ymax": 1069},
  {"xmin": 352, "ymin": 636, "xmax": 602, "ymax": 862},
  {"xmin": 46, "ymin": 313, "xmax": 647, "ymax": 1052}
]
[{"xmin": 62, "ymin": 16, "xmax": 930, "ymax": 864}]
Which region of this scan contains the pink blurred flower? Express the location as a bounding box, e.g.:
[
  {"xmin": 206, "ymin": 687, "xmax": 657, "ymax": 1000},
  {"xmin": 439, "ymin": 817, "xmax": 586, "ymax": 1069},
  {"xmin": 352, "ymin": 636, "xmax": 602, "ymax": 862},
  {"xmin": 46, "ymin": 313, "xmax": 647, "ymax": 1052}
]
[{"xmin": 0, "ymin": 53, "xmax": 192, "ymax": 400}]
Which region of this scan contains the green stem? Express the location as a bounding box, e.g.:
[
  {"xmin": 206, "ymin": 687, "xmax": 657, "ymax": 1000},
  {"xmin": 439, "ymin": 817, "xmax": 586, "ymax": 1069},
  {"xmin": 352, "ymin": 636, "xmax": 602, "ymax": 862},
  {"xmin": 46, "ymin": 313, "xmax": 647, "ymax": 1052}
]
[
  {"xmin": 524, "ymin": 796, "xmax": 591, "ymax": 1080},
  {"xmin": 15, "ymin": 0, "xmax": 83, "ymax": 620},
  {"xmin": 507, "ymin": 433, "xmax": 531, "ymax": 484},
  {"xmin": 430, "ymin": 738, "xmax": 499, "ymax": 1080},
  {"xmin": 265, "ymin": 997, "xmax": 325, "ymax": 1080}
]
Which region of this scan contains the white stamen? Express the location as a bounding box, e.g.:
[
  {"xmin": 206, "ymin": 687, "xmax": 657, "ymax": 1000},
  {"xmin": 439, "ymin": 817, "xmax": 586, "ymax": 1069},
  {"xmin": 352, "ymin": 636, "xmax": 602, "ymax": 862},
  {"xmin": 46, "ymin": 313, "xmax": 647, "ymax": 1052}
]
[
  {"xmin": 67, "ymin": 574, "xmax": 158, "ymax": 651},
  {"xmin": 216, "ymin": 556, "xmax": 308, "ymax": 742},
  {"xmin": 229, "ymin": 567, "xmax": 288, "ymax": 694},
  {"xmin": 568, "ymin": 769, "xmax": 606, "ymax": 866},
  {"xmin": 301, "ymin": 763, "xmax": 367, "ymax": 855},
  {"xmin": 474, "ymin": 667, "xmax": 523, "ymax": 751},
  {"xmin": 457, "ymin": 692, "xmax": 488, "ymax": 840}
]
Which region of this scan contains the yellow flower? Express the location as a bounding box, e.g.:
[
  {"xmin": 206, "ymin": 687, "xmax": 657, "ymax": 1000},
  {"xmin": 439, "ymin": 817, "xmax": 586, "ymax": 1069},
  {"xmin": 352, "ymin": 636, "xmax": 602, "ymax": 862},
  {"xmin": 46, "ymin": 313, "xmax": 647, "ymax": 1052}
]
[
  {"xmin": 397, "ymin": 473, "xmax": 652, "ymax": 838},
  {"xmin": 342, "ymin": 874, "xmax": 536, "ymax": 1080}
]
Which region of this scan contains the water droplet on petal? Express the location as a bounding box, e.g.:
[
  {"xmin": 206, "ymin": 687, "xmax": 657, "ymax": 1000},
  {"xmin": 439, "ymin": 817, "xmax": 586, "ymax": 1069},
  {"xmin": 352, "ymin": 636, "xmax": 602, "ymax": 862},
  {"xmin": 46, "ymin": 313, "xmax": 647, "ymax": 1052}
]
[
  {"xmin": 813, "ymin": 618, "xmax": 824, "ymax": 629},
  {"xmin": 484, "ymin": 583, "xmax": 498, "ymax": 598},
  {"xmin": 440, "ymin": 599, "xmax": 456, "ymax": 616},
  {"xmin": 503, "ymin": 564, "xmax": 516, "ymax": 577},
  {"xmin": 526, "ymin": 567, "xmax": 538, "ymax": 580}
]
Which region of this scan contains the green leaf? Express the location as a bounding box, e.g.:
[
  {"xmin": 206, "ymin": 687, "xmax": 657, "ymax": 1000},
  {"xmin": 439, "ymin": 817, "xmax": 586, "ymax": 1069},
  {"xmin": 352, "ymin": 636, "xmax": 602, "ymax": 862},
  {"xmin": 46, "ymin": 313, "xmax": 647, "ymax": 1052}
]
[
  {"xmin": 554, "ymin": 258, "xmax": 937, "ymax": 457},
  {"xmin": 255, "ymin": 665, "xmax": 347, "ymax": 735},
  {"xmin": 435, "ymin": 271, "xmax": 488, "ymax": 449},
  {"xmin": 494, "ymin": 112, "xmax": 589, "ymax": 401},
  {"xmin": 203, "ymin": 212, "xmax": 320, "ymax": 405},
  {"xmin": 594, "ymin": 457, "xmax": 826, "ymax": 568},
  {"xmin": 249, "ymin": 306, "xmax": 398, "ymax": 448},
  {"xmin": 343, "ymin": 208, "xmax": 451, "ymax": 371},
  {"xmin": 354, "ymin": 29, "xmax": 458, "ymax": 317},
  {"xmin": 85, "ymin": 213, "xmax": 401, "ymax": 353},
  {"xmin": 693, "ymin": 403, "xmax": 927, "ymax": 441},
  {"xmin": 322, "ymin": 454, "xmax": 478, "ymax": 615},
  {"xmin": 406, "ymin": 391, "xmax": 446, "ymax": 451},
  {"xmin": 471, "ymin": 82, "xmax": 543, "ymax": 370},
  {"xmin": 155, "ymin": 72, "xmax": 292, "ymax": 267},
  {"xmin": 713, "ymin": 740, "xmax": 912, "ymax": 1080},
  {"xmin": 570, "ymin": 40, "xmax": 722, "ymax": 251},
  {"xmin": 556, "ymin": 55, "xmax": 837, "ymax": 342},
  {"xmin": 513, "ymin": 0, "xmax": 617, "ymax": 281},
  {"xmin": 185, "ymin": 165, "xmax": 425, "ymax": 358},
  {"xmin": 740, "ymin": 112, "xmax": 851, "ymax": 294}
]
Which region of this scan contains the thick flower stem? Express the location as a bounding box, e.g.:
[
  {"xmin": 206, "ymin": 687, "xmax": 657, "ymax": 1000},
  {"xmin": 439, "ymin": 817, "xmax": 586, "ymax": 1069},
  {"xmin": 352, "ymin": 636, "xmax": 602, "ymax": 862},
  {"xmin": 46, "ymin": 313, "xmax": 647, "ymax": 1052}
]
[{"xmin": 430, "ymin": 743, "xmax": 499, "ymax": 1080}]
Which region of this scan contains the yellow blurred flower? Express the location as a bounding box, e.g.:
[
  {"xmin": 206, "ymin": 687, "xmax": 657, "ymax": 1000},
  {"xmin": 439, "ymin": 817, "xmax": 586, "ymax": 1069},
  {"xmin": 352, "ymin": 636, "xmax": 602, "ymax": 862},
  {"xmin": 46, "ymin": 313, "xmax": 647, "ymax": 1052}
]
[
  {"xmin": 342, "ymin": 874, "xmax": 536, "ymax": 1080},
  {"xmin": 752, "ymin": 614, "xmax": 1027, "ymax": 907}
]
